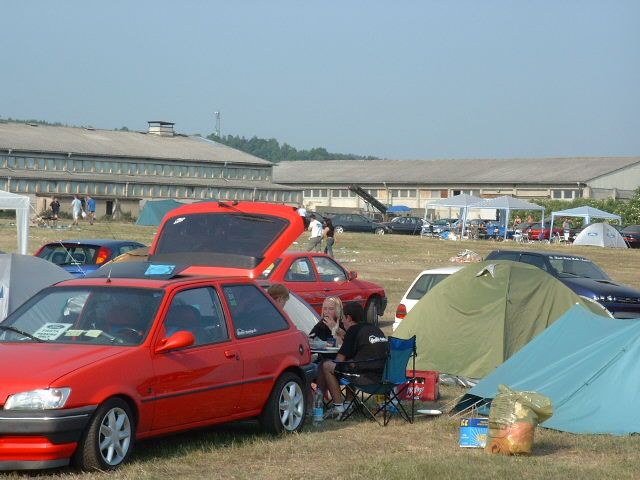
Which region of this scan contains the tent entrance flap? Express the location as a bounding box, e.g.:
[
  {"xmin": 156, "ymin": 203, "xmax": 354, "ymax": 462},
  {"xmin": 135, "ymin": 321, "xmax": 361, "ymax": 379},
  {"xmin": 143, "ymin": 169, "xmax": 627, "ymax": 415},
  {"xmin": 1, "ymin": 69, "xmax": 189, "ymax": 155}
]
[{"xmin": 0, "ymin": 190, "xmax": 30, "ymax": 254}]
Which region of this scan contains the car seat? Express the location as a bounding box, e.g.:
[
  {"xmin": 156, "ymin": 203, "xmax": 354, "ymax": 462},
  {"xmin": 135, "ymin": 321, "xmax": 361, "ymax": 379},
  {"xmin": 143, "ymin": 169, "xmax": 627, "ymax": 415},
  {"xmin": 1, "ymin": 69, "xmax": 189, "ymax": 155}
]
[
  {"xmin": 165, "ymin": 305, "xmax": 204, "ymax": 343},
  {"xmin": 51, "ymin": 251, "xmax": 68, "ymax": 265}
]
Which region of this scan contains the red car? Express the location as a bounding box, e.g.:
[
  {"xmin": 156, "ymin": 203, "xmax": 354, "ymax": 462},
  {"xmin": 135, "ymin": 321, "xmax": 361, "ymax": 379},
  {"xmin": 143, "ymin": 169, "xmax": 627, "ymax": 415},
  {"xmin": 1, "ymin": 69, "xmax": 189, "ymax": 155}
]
[
  {"xmin": 0, "ymin": 202, "xmax": 314, "ymax": 471},
  {"xmin": 523, "ymin": 222, "xmax": 564, "ymax": 240},
  {"xmin": 259, "ymin": 252, "xmax": 387, "ymax": 324}
]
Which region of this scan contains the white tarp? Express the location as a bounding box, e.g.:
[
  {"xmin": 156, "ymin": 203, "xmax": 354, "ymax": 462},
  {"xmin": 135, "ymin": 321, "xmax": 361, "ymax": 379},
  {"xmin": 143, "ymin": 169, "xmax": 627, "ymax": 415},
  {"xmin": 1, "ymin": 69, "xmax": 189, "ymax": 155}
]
[
  {"xmin": 0, "ymin": 190, "xmax": 30, "ymax": 254},
  {"xmin": 283, "ymin": 292, "xmax": 320, "ymax": 334},
  {"xmin": 423, "ymin": 194, "xmax": 482, "ymax": 237},
  {"xmin": 573, "ymin": 222, "xmax": 628, "ymax": 248},
  {"xmin": 0, "ymin": 254, "xmax": 73, "ymax": 321},
  {"xmin": 550, "ymin": 206, "xmax": 621, "ymax": 228}
]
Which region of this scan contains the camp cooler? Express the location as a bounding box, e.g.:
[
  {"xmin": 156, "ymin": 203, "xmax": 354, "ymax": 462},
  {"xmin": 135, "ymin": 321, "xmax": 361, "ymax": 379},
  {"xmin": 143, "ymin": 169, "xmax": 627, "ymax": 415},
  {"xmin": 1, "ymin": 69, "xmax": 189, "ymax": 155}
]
[{"xmin": 398, "ymin": 370, "xmax": 439, "ymax": 401}]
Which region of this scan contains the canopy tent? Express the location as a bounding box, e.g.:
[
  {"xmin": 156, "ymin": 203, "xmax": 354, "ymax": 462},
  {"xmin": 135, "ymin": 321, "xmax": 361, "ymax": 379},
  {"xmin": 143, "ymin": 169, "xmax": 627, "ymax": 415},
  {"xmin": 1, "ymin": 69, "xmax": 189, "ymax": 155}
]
[
  {"xmin": 423, "ymin": 193, "xmax": 482, "ymax": 238},
  {"xmin": 387, "ymin": 205, "xmax": 411, "ymax": 213},
  {"xmin": 468, "ymin": 196, "xmax": 545, "ymax": 239},
  {"xmin": 0, "ymin": 254, "xmax": 73, "ymax": 320},
  {"xmin": 464, "ymin": 304, "xmax": 640, "ymax": 435},
  {"xmin": 573, "ymin": 222, "xmax": 628, "ymax": 248},
  {"xmin": 0, "ymin": 190, "xmax": 30, "ymax": 254},
  {"xmin": 550, "ymin": 206, "xmax": 621, "ymax": 229},
  {"xmin": 393, "ymin": 260, "xmax": 606, "ymax": 378},
  {"xmin": 136, "ymin": 199, "xmax": 185, "ymax": 226}
]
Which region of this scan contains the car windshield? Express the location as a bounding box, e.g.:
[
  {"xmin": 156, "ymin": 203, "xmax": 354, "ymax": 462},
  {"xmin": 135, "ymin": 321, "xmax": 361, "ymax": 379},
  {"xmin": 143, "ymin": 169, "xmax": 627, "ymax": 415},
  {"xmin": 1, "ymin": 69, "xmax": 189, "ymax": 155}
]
[
  {"xmin": 258, "ymin": 259, "xmax": 282, "ymax": 279},
  {"xmin": 547, "ymin": 256, "xmax": 610, "ymax": 280},
  {"xmin": 0, "ymin": 286, "xmax": 164, "ymax": 345},
  {"xmin": 622, "ymin": 225, "xmax": 640, "ymax": 233},
  {"xmin": 406, "ymin": 273, "xmax": 450, "ymax": 300}
]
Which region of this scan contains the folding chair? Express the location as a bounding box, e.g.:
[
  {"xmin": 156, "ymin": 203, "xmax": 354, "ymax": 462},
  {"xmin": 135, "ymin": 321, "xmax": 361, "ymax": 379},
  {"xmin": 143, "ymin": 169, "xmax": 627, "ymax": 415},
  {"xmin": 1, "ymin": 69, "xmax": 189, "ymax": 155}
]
[{"xmin": 339, "ymin": 336, "xmax": 417, "ymax": 426}]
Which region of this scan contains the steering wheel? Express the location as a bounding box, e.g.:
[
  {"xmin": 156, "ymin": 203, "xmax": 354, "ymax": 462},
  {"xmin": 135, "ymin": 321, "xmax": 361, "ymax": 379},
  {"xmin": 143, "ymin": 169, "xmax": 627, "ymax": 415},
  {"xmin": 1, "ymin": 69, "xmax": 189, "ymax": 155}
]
[{"xmin": 113, "ymin": 328, "xmax": 143, "ymax": 343}]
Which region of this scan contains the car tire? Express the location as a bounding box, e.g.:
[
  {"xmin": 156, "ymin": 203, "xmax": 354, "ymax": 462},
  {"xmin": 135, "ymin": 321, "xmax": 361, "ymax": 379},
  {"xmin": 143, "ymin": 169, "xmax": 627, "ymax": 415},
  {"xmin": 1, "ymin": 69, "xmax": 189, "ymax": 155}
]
[
  {"xmin": 374, "ymin": 227, "xmax": 385, "ymax": 235},
  {"xmin": 365, "ymin": 299, "xmax": 379, "ymax": 326},
  {"xmin": 334, "ymin": 226, "xmax": 344, "ymax": 234},
  {"xmin": 74, "ymin": 398, "xmax": 135, "ymax": 471},
  {"xmin": 260, "ymin": 372, "xmax": 306, "ymax": 434}
]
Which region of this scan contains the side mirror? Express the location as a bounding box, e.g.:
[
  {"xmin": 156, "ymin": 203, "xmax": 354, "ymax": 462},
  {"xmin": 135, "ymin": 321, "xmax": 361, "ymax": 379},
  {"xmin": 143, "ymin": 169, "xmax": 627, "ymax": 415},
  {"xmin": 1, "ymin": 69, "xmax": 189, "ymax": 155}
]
[
  {"xmin": 155, "ymin": 330, "xmax": 196, "ymax": 353},
  {"xmin": 348, "ymin": 271, "xmax": 358, "ymax": 280}
]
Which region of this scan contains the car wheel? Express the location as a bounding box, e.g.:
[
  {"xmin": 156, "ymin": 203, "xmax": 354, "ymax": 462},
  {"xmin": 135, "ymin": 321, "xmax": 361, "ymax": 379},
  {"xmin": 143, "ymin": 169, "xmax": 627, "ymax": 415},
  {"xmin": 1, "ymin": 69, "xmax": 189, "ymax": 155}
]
[
  {"xmin": 260, "ymin": 372, "xmax": 306, "ymax": 434},
  {"xmin": 374, "ymin": 227, "xmax": 386, "ymax": 235},
  {"xmin": 74, "ymin": 398, "xmax": 135, "ymax": 471},
  {"xmin": 365, "ymin": 299, "xmax": 379, "ymax": 326},
  {"xmin": 334, "ymin": 226, "xmax": 344, "ymax": 234}
]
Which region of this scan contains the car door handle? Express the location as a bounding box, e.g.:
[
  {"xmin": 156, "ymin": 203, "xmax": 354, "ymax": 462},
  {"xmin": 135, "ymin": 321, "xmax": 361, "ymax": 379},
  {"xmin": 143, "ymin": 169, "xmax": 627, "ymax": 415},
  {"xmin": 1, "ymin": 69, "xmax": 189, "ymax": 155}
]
[{"xmin": 224, "ymin": 350, "xmax": 239, "ymax": 360}]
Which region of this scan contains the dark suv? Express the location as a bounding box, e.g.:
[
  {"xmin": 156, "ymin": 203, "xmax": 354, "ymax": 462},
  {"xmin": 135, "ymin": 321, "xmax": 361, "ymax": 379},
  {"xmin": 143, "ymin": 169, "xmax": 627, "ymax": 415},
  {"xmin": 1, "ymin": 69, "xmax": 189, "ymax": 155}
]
[
  {"xmin": 330, "ymin": 213, "xmax": 389, "ymax": 234},
  {"xmin": 485, "ymin": 250, "xmax": 640, "ymax": 319}
]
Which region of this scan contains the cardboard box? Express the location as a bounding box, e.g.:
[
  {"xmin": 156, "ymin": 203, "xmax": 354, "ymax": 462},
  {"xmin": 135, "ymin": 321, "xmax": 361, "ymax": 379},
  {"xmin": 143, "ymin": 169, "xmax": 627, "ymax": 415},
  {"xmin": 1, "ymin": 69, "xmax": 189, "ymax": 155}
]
[
  {"xmin": 459, "ymin": 418, "xmax": 488, "ymax": 448},
  {"xmin": 400, "ymin": 370, "xmax": 439, "ymax": 401}
]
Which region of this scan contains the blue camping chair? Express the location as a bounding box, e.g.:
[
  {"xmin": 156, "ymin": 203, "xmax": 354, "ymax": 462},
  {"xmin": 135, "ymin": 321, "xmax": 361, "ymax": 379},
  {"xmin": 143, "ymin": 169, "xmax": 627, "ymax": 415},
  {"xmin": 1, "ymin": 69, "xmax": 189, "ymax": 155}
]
[{"xmin": 338, "ymin": 336, "xmax": 417, "ymax": 426}]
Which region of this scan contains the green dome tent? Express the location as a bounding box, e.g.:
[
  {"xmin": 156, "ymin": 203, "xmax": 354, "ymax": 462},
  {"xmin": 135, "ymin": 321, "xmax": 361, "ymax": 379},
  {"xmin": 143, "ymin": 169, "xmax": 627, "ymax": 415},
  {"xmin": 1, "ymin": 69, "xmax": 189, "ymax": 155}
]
[
  {"xmin": 394, "ymin": 260, "xmax": 608, "ymax": 378},
  {"xmin": 136, "ymin": 199, "xmax": 184, "ymax": 226}
]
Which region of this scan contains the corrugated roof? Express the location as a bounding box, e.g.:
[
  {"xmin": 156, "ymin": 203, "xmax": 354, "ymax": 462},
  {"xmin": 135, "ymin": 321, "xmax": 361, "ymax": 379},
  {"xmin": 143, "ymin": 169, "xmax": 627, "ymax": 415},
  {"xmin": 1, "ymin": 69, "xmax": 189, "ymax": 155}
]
[
  {"xmin": 0, "ymin": 122, "xmax": 271, "ymax": 165},
  {"xmin": 273, "ymin": 158, "xmax": 640, "ymax": 184}
]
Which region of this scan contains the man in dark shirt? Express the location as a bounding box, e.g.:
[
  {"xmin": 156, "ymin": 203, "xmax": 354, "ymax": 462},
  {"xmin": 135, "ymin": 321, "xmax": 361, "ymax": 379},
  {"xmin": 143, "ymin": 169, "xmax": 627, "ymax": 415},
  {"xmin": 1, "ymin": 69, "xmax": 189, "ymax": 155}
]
[{"xmin": 318, "ymin": 302, "xmax": 388, "ymax": 418}]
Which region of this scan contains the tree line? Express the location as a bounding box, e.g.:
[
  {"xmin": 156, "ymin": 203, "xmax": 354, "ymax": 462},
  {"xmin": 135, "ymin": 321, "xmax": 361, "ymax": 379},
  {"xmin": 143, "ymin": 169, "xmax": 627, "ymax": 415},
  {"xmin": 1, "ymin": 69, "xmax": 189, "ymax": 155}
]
[{"xmin": 206, "ymin": 133, "xmax": 378, "ymax": 163}]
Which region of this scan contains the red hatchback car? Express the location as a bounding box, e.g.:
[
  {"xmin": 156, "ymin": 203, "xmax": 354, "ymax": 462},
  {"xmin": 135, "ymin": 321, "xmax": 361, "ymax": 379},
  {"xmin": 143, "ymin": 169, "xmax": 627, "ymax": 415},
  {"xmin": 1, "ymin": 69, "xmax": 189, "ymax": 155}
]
[
  {"xmin": 0, "ymin": 202, "xmax": 314, "ymax": 471},
  {"xmin": 259, "ymin": 252, "xmax": 387, "ymax": 324}
]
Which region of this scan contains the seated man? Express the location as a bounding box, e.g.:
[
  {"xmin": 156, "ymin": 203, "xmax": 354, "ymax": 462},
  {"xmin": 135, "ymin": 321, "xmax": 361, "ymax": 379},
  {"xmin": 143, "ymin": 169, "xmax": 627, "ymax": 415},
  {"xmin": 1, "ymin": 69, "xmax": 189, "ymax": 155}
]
[
  {"xmin": 317, "ymin": 303, "xmax": 389, "ymax": 419},
  {"xmin": 165, "ymin": 304, "xmax": 204, "ymax": 344},
  {"xmin": 104, "ymin": 305, "xmax": 145, "ymax": 343}
]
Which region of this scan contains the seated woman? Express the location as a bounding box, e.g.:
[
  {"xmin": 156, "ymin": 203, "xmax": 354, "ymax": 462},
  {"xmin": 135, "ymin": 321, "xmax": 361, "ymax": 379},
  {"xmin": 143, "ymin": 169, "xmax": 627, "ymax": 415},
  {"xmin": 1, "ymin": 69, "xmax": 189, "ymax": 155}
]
[{"xmin": 309, "ymin": 296, "xmax": 345, "ymax": 343}]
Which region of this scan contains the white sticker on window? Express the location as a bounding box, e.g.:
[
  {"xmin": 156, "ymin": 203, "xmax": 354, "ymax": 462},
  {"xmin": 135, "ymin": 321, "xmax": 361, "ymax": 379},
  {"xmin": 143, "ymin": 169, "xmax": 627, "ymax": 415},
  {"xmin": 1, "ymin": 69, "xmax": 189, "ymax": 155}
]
[
  {"xmin": 34, "ymin": 323, "xmax": 73, "ymax": 341},
  {"xmin": 173, "ymin": 217, "xmax": 186, "ymax": 224}
]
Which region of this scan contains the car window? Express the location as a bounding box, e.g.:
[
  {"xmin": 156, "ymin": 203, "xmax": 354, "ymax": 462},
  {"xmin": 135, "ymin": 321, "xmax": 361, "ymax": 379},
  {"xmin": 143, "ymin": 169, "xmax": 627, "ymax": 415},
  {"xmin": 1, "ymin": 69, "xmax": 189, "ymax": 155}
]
[
  {"xmin": 284, "ymin": 258, "xmax": 316, "ymax": 282},
  {"xmin": 520, "ymin": 254, "xmax": 549, "ymax": 271},
  {"xmin": 118, "ymin": 244, "xmax": 139, "ymax": 255},
  {"xmin": 38, "ymin": 245, "xmax": 99, "ymax": 266},
  {"xmin": 487, "ymin": 251, "xmax": 520, "ymax": 262},
  {"xmin": 407, "ymin": 273, "xmax": 450, "ymax": 300},
  {"xmin": 223, "ymin": 284, "xmax": 289, "ymax": 338},
  {"xmin": 0, "ymin": 286, "xmax": 163, "ymax": 346},
  {"xmin": 312, "ymin": 257, "xmax": 347, "ymax": 282},
  {"xmin": 258, "ymin": 259, "xmax": 282, "ymax": 279},
  {"xmin": 164, "ymin": 287, "xmax": 229, "ymax": 346},
  {"xmin": 548, "ymin": 256, "xmax": 610, "ymax": 280}
]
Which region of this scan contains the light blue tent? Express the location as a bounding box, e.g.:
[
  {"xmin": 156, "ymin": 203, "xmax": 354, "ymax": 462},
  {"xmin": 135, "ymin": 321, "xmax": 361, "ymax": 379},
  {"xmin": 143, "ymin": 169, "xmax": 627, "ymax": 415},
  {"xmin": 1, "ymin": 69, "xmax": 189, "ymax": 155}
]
[
  {"xmin": 465, "ymin": 304, "xmax": 640, "ymax": 435},
  {"xmin": 136, "ymin": 199, "xmax": 184, "ymax": 226},
  {"xmin": 550, "ymin": 205, "xmax": 621, "ymax": 227}
]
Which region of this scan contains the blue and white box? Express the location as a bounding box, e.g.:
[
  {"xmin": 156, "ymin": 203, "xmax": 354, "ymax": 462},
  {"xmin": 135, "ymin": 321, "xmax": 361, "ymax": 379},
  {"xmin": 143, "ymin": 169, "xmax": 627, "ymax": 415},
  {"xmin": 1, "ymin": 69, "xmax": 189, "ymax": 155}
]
[{"xmin": 459, "ymin": 418, "xmax": 488, "ymax": 448}]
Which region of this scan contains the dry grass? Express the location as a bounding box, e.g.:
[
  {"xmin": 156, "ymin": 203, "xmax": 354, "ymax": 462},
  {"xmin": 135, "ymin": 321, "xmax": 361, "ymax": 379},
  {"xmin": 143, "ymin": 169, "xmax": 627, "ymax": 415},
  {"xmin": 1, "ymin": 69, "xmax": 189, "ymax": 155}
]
[{"xmin": 2, "ymin": 221, "xmax": 640, "ymax": 479}]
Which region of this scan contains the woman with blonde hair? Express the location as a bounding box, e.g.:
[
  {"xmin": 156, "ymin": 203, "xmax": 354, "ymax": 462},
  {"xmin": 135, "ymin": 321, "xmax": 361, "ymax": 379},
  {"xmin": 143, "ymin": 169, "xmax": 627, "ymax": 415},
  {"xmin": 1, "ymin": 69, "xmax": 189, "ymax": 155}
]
[{"xmin": 309, "ymin": 296, "xmax": 346, "ymax": 343}]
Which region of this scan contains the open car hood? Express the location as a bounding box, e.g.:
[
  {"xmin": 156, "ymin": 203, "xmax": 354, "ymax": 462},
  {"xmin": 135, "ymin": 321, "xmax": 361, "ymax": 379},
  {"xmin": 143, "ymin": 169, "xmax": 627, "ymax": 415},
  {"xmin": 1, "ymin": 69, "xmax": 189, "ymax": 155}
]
[{"xmin": 148, "ymin": 201, "xmax": 304, "ymax": 278}]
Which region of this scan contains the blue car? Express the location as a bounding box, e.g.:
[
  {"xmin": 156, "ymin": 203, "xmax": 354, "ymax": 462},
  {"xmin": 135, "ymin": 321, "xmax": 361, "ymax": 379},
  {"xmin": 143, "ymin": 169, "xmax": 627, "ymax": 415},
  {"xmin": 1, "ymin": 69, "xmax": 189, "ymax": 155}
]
[
  {"xmin": 35, "ymin": 239, "xmax": 146, "ymax": 277},
  {"xmin": 485, "ymin": 250, "xmax": 640, "ymax": 319}
]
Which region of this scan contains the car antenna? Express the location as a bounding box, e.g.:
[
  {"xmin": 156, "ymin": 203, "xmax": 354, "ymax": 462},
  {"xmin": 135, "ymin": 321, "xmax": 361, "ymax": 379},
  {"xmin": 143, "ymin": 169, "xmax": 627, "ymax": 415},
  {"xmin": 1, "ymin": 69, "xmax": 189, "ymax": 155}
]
[
  {"xmin": 106, "ymin": 266, "xmax": 113, "ymax": 283},
  {"xmin": 57, "ymin": 240, "xmax": 87, "ymax": 278}
]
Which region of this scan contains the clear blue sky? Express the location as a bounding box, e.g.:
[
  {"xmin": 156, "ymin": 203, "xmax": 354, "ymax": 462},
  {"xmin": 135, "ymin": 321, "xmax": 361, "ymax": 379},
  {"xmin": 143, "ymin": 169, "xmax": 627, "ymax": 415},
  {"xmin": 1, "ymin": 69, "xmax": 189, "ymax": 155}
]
[{"xmin": 2, "ymin": 1, "xmax": 639, "ymax": 159}]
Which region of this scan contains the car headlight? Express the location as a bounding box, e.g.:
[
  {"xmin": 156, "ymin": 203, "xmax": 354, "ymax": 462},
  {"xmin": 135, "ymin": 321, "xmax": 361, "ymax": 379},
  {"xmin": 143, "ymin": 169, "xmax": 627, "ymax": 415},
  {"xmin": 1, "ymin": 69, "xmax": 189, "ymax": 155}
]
[{"xmin": 4, "ymin": 388, "xmax": 71, "ymax": 410}]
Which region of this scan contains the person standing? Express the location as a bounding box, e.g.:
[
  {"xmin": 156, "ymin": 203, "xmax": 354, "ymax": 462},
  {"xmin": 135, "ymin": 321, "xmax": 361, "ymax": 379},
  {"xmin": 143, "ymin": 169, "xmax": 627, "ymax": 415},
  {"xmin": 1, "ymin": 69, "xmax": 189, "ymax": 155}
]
[
  {"xmin": 85, "ymin": 195, "xmax": 96, "ymax": 225},
  {"xmin": 70, "ymin": 195, "xmax": 83, "ymax": 226},
  {"xmin": 307, "ymin": 214, "xmax": 323, "ymax": 252},
  {"xmin": 323, "ymin": 218, "xmax": 335, "ymax": 257},
  {"xmin": 297, "ymin": 204, "xmax": 308, "ymax": 228},
  {"xmin": 50, "ymin": 197, "xmax": 60, "ymax": 227},
  {"xmin": 562, "ymin": 218, "xmax": 572, "ymax": 242}
]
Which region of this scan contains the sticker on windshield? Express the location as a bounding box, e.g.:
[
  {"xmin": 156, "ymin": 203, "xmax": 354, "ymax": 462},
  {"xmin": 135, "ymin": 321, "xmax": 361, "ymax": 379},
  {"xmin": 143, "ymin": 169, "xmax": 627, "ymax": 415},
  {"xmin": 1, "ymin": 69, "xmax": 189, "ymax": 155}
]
[
  {"xmin": 34, "ymin": 323, "xmax": 72, "ymax": 341},
  {"xmin": 145, "ymin": 264, "xmax": 176, "ymax": 276},
  {"xmin": 173, "ymin": 217, "xmax": 186, "ymax": 224}
]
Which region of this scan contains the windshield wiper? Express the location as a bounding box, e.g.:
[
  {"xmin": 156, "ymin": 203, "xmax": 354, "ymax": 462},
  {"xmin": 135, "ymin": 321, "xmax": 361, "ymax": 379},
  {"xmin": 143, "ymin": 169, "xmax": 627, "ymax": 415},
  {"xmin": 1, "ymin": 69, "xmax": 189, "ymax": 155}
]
[{"xmin": 0, "ymin": 325, "xmax": 46, "ymax": 342}]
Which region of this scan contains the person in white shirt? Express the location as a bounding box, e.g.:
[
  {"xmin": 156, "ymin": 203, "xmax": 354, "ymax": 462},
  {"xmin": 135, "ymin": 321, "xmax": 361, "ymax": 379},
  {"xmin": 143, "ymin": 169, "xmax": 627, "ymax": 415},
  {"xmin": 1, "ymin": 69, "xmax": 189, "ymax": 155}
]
[
  {"xmin": 297, "ymin": 205, "xmax": 308, "ymax": 228},
  {"xmin": 307, "ymin": 214, "xmax": 323, "ymax": 251},
  {"xmin": 71, "ymin": 195, "xmax": 83, "ymax": 226}
]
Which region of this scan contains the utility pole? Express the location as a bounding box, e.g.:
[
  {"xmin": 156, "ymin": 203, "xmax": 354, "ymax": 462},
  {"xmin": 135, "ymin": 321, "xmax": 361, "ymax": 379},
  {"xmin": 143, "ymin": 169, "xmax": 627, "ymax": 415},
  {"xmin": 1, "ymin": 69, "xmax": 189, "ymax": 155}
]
[{"xmin": 214, "ymin": 111, "xmax": 221, "ymax": 138}]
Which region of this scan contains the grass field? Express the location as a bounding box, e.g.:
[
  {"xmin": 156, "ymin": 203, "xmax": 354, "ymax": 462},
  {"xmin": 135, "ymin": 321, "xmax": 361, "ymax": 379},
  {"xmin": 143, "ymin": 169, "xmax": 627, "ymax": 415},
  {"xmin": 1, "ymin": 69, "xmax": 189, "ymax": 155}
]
[{"xmin": 2, "ymin": 221, "xmax": 640, "ymax": 479}]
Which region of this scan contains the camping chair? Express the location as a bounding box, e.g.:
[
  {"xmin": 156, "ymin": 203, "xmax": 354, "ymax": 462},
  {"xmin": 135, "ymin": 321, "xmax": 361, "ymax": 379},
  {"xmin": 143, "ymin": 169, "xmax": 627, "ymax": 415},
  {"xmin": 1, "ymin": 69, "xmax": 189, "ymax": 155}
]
[{"xmin": 339, "ymin": 336, "xmax": 417, "ymax": 426}]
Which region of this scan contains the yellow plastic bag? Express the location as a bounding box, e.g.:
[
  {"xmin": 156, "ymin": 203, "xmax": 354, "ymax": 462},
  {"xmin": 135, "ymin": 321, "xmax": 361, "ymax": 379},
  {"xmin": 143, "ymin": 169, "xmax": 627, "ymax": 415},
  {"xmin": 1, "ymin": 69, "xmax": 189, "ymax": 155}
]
[{"xmin": 485, "ymin": 384, "xmax": 553, "ymax": 456}]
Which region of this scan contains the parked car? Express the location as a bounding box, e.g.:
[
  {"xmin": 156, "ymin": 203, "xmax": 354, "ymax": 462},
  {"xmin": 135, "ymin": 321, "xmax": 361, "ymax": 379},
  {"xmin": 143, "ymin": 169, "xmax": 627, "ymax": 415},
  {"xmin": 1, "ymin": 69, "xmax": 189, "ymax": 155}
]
[
  {"xmin": 259, "ymin": 251, "xmax": 387, "ymax": 324},
  {"xmin": 382, "ymin": 216, "xmax": 425, "ymax": 235},
  {"xmin": 430, "ymin": 218, "xmax": 457, "ymax": 235},
  {"xmin": 621, "ymin": 225, "xmax": 640, "ymax": 248},
  {"xmin": 35, "ymin": 239, "xmax": 145, "ymax": 277},
  {"xmin": 0, "ymin": 202, "xmax": 314, "ymax": 471},
  {"xmin": 485, "ymin": 250, "xmax": 640, "ymax": 318},
  {"xmin": 392, "ymin": 266, "xmax": 464, "ymax": 330},
  {"xmin": 329, "ymin": 213, "xmax": 389, "ymax": 234},
  {"xmin": 522, "ymin": 222, "xmax": 564, "ymax": 241}
]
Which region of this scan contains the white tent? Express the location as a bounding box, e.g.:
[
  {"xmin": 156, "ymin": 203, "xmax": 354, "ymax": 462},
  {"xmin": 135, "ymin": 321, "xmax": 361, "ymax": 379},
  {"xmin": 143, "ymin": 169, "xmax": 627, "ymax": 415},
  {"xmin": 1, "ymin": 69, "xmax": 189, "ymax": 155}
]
[
  {"xmin": 0, "ymin": 190, "xmax": 30, "ymax": 254},
  {"xmin": 283, "ymin": 292, "xmax": 319, "ymax": 334},
  {"xmin": 423, "ymin": 193, "xmax": 482, "ymax": 238},
  {"xmin": 0, "ymin": 254, "xmax": 72, "ymax": 320},
  {"xmin": 573, "ymin": 223, "xmax": 628, "ymax": 248},
  {"xmin": 550, "ymin": 206, "xmax": 621, "ymax": 229},
  {"xmin": 468, "ymin": 196, "xmax": 546, "ymax": 239}
]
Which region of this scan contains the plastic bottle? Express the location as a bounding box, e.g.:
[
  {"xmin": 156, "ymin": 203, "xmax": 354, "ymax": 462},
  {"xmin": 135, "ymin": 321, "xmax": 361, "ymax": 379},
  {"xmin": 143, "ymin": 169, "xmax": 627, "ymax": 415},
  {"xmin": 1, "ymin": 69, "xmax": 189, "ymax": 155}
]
[{"xmin": 312, "ymin": 388, "xmax": 324, "ymax": 425}]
